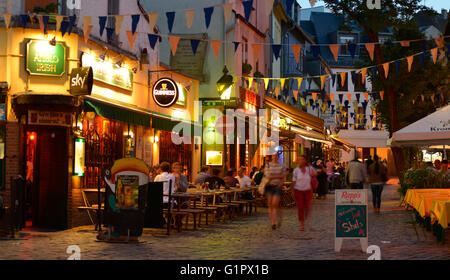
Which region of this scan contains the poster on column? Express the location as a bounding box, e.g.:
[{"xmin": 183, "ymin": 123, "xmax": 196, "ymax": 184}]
[{"xmin": 335, "ymin": 189, "xmax": 368, "ymax": 252}]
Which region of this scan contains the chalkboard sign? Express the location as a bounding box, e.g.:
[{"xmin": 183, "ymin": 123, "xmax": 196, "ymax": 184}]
[{"xmin": 336, "ymin": 205, "xmax": 367, "ymax": 238}]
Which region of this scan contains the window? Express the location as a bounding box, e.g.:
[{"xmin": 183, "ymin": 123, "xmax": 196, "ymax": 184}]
[
  {"xmin": 354, "ymin": 106, "xmax": 367, "ymax": 130},
  {"xmin": 354, "ymin": 73, "xmax": 366, "ymax": 92},
  {"xmin": 336, "ymin": 74, "xmax": 348, "ymax": 91},
  {"xmin": 337, "ymin": 106, "xmax": 348, "ymax": 129},
  {"xmin": 339, "ymin": 34, "xmax": 357, "ymax": 56}
]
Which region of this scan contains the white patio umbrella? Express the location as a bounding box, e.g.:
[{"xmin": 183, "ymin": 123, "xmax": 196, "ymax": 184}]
[{"xmin": 390, "ymin": 105, "xmax": 450, "ymax": 146}]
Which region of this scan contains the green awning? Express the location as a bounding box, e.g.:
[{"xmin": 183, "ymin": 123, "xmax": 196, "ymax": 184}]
[{"xmin": 84, "ymin": 99, "xmax": 151, "ymax": 127}]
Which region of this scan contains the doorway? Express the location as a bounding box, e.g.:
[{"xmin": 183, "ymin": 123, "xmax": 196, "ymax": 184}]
[{"xmin": 25, "ymin": 127, "xmax": 68, "ymax": 229}]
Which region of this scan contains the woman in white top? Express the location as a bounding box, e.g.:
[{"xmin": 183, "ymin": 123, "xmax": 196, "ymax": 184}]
[{"xmin": 291, "ymin": 155, "xmax": 317, "ymax": 231}]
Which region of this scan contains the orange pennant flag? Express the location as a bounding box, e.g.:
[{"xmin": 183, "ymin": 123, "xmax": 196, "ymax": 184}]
[
  {"xmin": 211, "ymin": 40, "xmax": 222, "ymax": 59},
  {"xmin": 400, "ymin": 41, "xmax": 410, "ymax": 47},
  {"xmin": 185, "ymin": 9, "xmax": 195, "ymax": 29},
  {"xmin": 291, "ymin": 45, "xmax": 302, "ymax": 64},
  {"xmin": 365, "ymin": 43, "xmax": 375, "ymax": 61},
  {"xmin": 361, "ymin": 68, "xmax": 367, "ymax": 84},
  {"xmin": 380, "ymin": 91, "xmax": 384, "ymax": 100},
  {"xmin": 434, "ymin": 37, "xmax": 444, "ymax": 49},
  {"xmin": 346, "ymin": 93, "xmax": 352, "ymax": 101},
  {"xmin": 320, "ymin": 75, "xmax": 326, "ymax": 90},
  {"xmin": 84, "ymin": 25, "xmax": 93, "ymax": 43},
  {"xmin": 364, "ymin": 92, "xmax": 369, "ymax": 101},
  {"xmin": 126, "ymin": 30, "xmax": 138, "ymax": 50},
  {"xmin": 297, "ymin": 78, "xmax": 303, "ymax": 89},
  {"xmin": 431, "ymin": 48, "xmax": 438, "ymax": 64},
  {"xmin": 293, "ymin": 90, "xmax": 298, "ymax": 101},
  {"xmin": 330, "ymin": 94, "xmax": 335, "ymax": 101},
  {"xmin": 383, "ymin": 63, "xmax": 389, "ymax": 79},
  {"xmin": 169, "ymin": 36, "xmax": 181, "ymax": 56},
  {"xmin": 329, "ymin": 45, "xmax": 339, "ymax": 62},
  {"xmin": 339, "ymin": 72, "xmax": 347, "ymax": 88},
  {"xmin": 312, "ymin": 92, "xmax": 317, "ymax": 102},
  {"xmin": 251, "ymin": 44, "xmax": 262, "ymax": 62},
  {"xmin": 223, "ymin": 3, "xmax": 233, "ymax": 24},
  {"xmin": 148, "ymin": 13, "xmax": 158, "ymax": 33},
  {"xmin": 275, "ymin": 87, "xmax": 280, "ymax": 98},
  {"xmin": 407, "ymin": 56, "xmax": 413, "ymax": 72},
  {"xmin": 3, "ymin": 14, "xmax": 11, "ymax": 29}
]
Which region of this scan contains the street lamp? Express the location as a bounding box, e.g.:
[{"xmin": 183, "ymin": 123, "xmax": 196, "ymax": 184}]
[{"xmin": 216, "ymin": 66, "xmax": 233, "ymax": 100}]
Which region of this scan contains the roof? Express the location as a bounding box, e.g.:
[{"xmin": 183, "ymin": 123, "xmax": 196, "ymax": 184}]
[{"xmin": 415, "ymin": 12, "xmax": 447, "ymax": 33}]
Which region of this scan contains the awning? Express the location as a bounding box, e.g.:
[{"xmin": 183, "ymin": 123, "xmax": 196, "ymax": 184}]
[
  {"xmin": 329, "ymin": 136, "xmax": 356, "ymax": 152},
  {"xmin": 291, "ymin": 126, "xmax": 331, "ymax": 145},
  {"xmin": 84, "ymin": 99, "xmax": 151, "ymax": 127},
  {"xmin": 264, "ymin": 95, "xmax": 324, "ymax": 133}
]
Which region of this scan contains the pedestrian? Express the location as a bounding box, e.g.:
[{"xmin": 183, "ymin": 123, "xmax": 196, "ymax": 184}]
[
  {"xmin": 172, "ymin": 162, "xmax": 188, "ymax": 193},
  {"xmin": 365, "ymin": 155, "xmax": 373, "ymax": 173},
  {"xmin": 315, "ymin": 160, "xmax": 328, "ymax": 199},
  {"xmin": 264, "ymin": 152, "xmax": 287, "ymax": 230},
  {"xmin": 154, "ymin": 162, "xmax": 175, "ymax": 209},
  {"xmin": 194, "ymin": 166, "xmax": 210, "ymax": 185},
  {"xmin": 291, "ymin": 155, "xmax": 317, "ymax": 231},
  {"xmin": 368, "ymin": 155, "xmax": 387, "ymax": 214},
  {"xmin": 345, "ymin": 152, "xmax": 367, "ymax": 189}
]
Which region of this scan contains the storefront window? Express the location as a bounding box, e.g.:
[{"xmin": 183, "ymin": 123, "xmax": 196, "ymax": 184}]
[{"xmin": 159, "ymin": 131, "xmax": 193, "ymax": 181}]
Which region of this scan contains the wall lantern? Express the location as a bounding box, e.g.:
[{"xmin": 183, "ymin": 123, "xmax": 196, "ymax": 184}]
[{"xmin": 216, "ymin": 66, "xmax": 233, "ymax": 100}]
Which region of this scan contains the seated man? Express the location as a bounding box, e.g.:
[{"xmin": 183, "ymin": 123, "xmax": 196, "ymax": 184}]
[
  {"xmin": 224, "ymin": 170, "xmax": 239, "ymax": 189},
  {"xmin": 203, "ymin": 168, "xmax": 225, "ymax": 190}
]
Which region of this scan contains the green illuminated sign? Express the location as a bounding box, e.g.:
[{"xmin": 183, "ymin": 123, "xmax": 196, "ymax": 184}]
[{"xmin": 26, "ymin": 40, "xmax": 66, "ymax": 77}]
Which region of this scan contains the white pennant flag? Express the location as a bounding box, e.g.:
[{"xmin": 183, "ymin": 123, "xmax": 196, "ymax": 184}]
[{"xmin": 148, "ymin": 13, "xmax": 158, "ymax": 33}]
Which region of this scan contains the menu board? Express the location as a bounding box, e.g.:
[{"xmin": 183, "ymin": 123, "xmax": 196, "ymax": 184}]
[{"xmin": 336, "ymin": 205, "xmax": 367, "ymax": 238}]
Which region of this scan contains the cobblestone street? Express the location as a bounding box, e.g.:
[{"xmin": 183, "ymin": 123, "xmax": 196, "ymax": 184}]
[{"xmin": 1, "ymin": 180, "xmax": 449, "ymax": 260}]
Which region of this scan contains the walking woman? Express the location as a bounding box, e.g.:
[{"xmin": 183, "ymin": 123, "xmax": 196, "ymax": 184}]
[
  {"xmin": 292, "ymin": 155, "xmax": 317, "ymax": 231},
  {"xmin": 264, "ymin": 152, "xmax": 287, "ymax": 230},
  {"xmin": 368, "ymin": 155, "xmax": 387, "ymax": 214}
]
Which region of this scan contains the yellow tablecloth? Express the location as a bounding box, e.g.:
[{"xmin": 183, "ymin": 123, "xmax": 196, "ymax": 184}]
[
  {"xmin": 404, "ymin": 189, "xmax": 450, "ymax": 209},
  {"xmin": 430, "ymin": 200, "xmax": 450, "ymax": 229},
  {"xmin": 417, "ymin": 196, "xmax": 450, "ymax": 217}
]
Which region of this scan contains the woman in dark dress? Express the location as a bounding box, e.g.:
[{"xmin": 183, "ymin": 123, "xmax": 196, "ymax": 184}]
[{"xmin": 315, "ymin": 160, "xmax": 328, "ymax": 199}]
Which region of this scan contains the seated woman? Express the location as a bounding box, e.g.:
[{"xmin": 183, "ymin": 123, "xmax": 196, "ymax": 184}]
[{"xmin": 224, "ymin": 170, "xmax": 239, "ymax": 189}]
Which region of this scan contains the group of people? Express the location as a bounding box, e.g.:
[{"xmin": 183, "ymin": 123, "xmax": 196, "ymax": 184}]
[{"xmin": 411, "ymin": 159, "xmax": 449, "ymax": 174}]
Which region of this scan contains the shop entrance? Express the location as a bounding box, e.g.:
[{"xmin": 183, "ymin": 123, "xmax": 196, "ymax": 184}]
[{"xmin": 25, "ymin": 127, "xmax": 68, "ymax": 229}]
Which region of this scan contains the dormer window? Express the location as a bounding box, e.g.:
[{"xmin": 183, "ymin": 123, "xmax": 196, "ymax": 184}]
[{"xmin": 338, "ymin": 33, "xmax": 358, "ymax": 56}]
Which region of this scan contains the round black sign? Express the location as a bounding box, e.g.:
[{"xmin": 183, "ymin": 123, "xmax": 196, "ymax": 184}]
[{"xmin": 152, "ymin": 78, "xmax": 179, "ymax": 107}]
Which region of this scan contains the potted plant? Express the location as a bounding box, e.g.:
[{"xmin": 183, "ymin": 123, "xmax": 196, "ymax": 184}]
[
  {"xmin": 253, "ymin": 71, "xmax": 264, "ymax": 78},
  {"xmin": 242, "ymin": 63, "xmax": 252, "ymax": 76}
]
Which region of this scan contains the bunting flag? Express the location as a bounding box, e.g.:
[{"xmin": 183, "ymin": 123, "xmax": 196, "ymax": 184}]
[
  {"xmin": 275, "ymin": 87, "xmax": 280, "ymax": 98},
  {"xmin": 311, "ymin": 45, "xmax": 320, "ymax": 58},
  {"xmin": 115, "ymin": 15, "xmax": 124, "ymax": 35},
  {"xmin": 243, "ymin": 0, "xmax": 253, "ymax": 22},
  {"xmin": 420, "ymin": 40, "xmax": 426, "ymax": 53},
  {"xmin": 211, "ymin": 40, "xmax": 222, "ymax": 59},
  {"xmin": 419, "ymin": 53, "xmax": 425, "ymax": 68},
  {"xmin": 361, "ymin": 68, "xmax": 367, "ymax": 84},
  {"xmin": 68, "ymin": 15, "xmax": 76, "ymax": 35},
  {"xmin": 312, "ymin": 92, "xmax": 317, "ymax": 102},
  {"xmin": 148, "ymin": 13, "xmax": 158, "ymax": 33},
  {"xmin": 338, "ymin": 94, "xmax": 343, "ymax": 104},
  {"xmin": 355, "ymin": 93, "xmax": 360, "ymax": 103},
  {"xmin": 99, "ymin": 16, "xmax": 107, "ymax": 37},
  {"xmin": 223, "ymin": 3, "xmax": 233, "ymax": 24},
  {"xmin": 291, "ymin": 45, "xmax": 302, "ymax": 64},
  {"xmin": 131, "ymin": 15, "xmax": 140, "ymax": 35},
  {"xmin": 263, "ymin": 78, "xmax": 269, "ymax": 90},
  {"xmin": 407, "ymin": 55, "xmax": 413, "ymax": 72},
  {"xmin": 372, "ymin": 66, "xmax": 378, "ymax": 79},
  {"xmin": 364, "ymin": 92, "xmax": 369, "ymax": 101},
  {"xmin": 204, "ymin": 7, "xmax": 214, "ymax": 29},
  {"xmin": 37, "ymin": 15, "xmax": 45, "ymax": 34},
  {"xmin": 60, "ymin": 21, "xmax": 70, "ymax": 37},
  {"xmin": 272, "ymin": 44, "xmax": 282, "ymax": 60},
  {"xmin": 348, "ymin": 43, "xmax": 357, "ymax": 59},
  {"xmin": 148, "ymin": 33, "xmax": 159, "ymax": 50},
  {"xmin": 365, "ymin": 43, "xmax": 375, "ymax": 61},
  {"xmin": 330, "ymin": 94, "xmax": 335, "ymax": 101},
  {"xmin": 350, "ymin": 71, "xmax": 356, "ymax": 85},
  {"xmin": 169, "ymin": 36, "xmax": 181, "ymax": 55},
  {"xmin": 320, "ymin": 75, "xmax": 326, "ymax": 90},
  {"xmin": 251, "ymin": 43, "xmax": 262, "ymax": 62},
  {"xmin": 106, "ymin": 27, "xmax": 115, "ymax": 42},
  {"xmin": 20, "ymin": 14, "xmax": 28, "ymax": 29},
  {"xmin": 431, "ymin": 48, "xmax": 438, "ymax": 64},
  {"xmin": 434, "ymin": 37, "xmax": 444, "ymax": 50},
  {"xmin": 400, "ymin": 41, "xmax": 410, "ymax": 47},
  {"xmin": 190, "ymin": 39, "xmax": 201, "ymax": 55},
  {"xmin": 339, "ymin": 72, "xmax": 346, "ymax": 88},
  {"xmin": 84, "ymin": 25, "xmax": 93, "ymax": 43},
  {"xmin": 331, "ymin": 74, "xmax": 336, "ymax": 87},
  {"xmin": 293, "ymin": 90, "xmax": 298, "ymax": 101},
  {"xmin": 166, "ymin": 12, "xmax": 176, "ymax": 33},
  {"xmin": 280, "ymin": 78, "xmax": 286, "ymax": 89},
  {"xmin": 185, "ymin": 9, "xmax": 195, "ymax": 29},
  {"xmin": 265, "ymin": 0, "xmax": 274, "ymax": 16},
  {"xmin": 297, "ymin": 78, "xmax": 303, "ymax": 89},
  {"xmin": 310, "ymin": 0, "xmax": 317, "ymax": 7},
  {"xmin": 383, "ymin": 62, "xmax": 389, "ymax": 79},
  {"xmin": 346, "ymin": 93, "xmax": 352, "ymax": 101},
  {"xmin": 83, "ymin": 16, "xmax": 92, "ymax": 34},
  {"xmin": 2, "ymin": 14, "xmax": 11, "ymax": 28},
  {"xmin": 421, "ymin": 94, "xmax": 425, "ymax": 102},
  {"xmin": 379, "ymin": 91, "xmax": 384, "ymax": 100},
  {"xmin": 126, "ymin": 30, "xmax": 138, "ymax": 50},
  {"xmin": 395, "ymin": 60, "xmax": 401, "ymax": 74},
  {"xmin": 329, "ymin": 44, "xmax": 339, "ymax": 62},
  {"xmin": 233, "ymin": 41, "xmax": 240, "ymax": 52},
  {"xmin": 247, "ymin": 77, "xmax": 253, "ymax": 89}
]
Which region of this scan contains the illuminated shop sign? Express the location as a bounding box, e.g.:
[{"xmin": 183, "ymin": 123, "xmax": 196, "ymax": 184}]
[
  {"xmin": 152, "ymin": 78, "xmax": 179, "ymax": 107},
  {"xmin": 26, "ymin": 40, "xmax": 66, "ymax": 77},
  {"xmin": 81, "ymin": 53, "xmax": 133, "ymax": 91}
]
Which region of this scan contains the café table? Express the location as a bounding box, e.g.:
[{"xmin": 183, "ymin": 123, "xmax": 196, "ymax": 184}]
[
  {"xmin": 404, "ymin": 189, "xmax": 450, "ymax": 209},
  {"xmin": 430, "ymin": 200, "xmax": 450, "ymax": 230},
  {"xmin": 416, "ymin": 195, "xmax": 450, "ymax": 218}
]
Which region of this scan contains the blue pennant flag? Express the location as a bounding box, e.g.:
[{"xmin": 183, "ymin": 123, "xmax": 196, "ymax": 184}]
[
  {"xmin": 350, "ymin": 113, "xmax": 354, "ymax": 118},
  {"xmin": 166, "ymin": 12, "xmax": 176, "ymax": 33},
  {"xmin": 233, "ymin": 41, "xmax": 240, "ymax": 52},
  {"xmin": 99, "ymin": 16, "xmax": 107, "ymax": 37},
  {"xmin": 43, "ymin": 15, "xmax": 49, "ymax": 34},
  {"xmin": 419, "ymin": 52, "xmax": 425, "ymax": 68},
  {"xmin": 362, "ymin": 101, "xmax": 368, "ymax": 110},
  {"xmin": 60, "ymin": 21, "xmax": 70, "ymax": 37},
  {"xmin": 372, "ymin": 66, "xmax": 378, "ymax": 79},
  {"xmin": 348, "ymin": 43, "xmax": 357, "ymax": 59},
  {"xmin": 286, "ymin": 0, "xmax": 294, "ymax": 15},
  {"xmin": 331, "ymin": 74, "xmax": 336, "ymax": 88},
  {"xmin": 355, "ymin": 93, "xmax": 360, "ymax": 103},
  {"xmin": 242, "ymin": 0, "xmax": 253, "ymax": 22},
  {"xmin": 446, "ymin": 44, "xmax": 450, "ymax": 58},
  {"xmin": 350, "ymin": 71, "xmax": 356, "ymax": 85},
  {"xmin": 68, "ymin": 15, "xmax": 76, "ymax": 35},
  {"xmin": 190, "ymin": 39, "xmax": 201, "ymax": 55},
  {"xmin": 327, "ymin": 100, "xmax": 332, "ymax": 107},
  {"xmin": 272, "ymin": 44, "xmax": 282, "ymax": 60},
  {"xmin": 420, "ymin": 40, "xmax": 426, "ymax": 52},
  {"xmin": 395, "ymin": 60, "xmax": 401, "ymax": 74},
  {"xmin": 344, "ymin": 100, "xmax": 349, "ymax": 107},
  {"xmin": 148, "ymin": 34, "xmax": 159, "ymax": 50},
  {"xmin": 131, "ymin": 14, "xmax": 140, "ymax": 35},
  {"xmin": 338, "ymin": 94, "xmax": 343, "ymax": 104},
  {"xmin": 311, "ymin": 45, "xmax": 320, "ymax": 58},
  {"xmin": 106, "ymin": 27, "xmax": 115, "ymax": 42},
  {"xmin": 309, "ymin": 99, "xmax": 314, "ymax": 106},
  {"xmin": 204, "ymin": 7, "xmax": 214, "ymax": 29},
  {"xmin": 20, "ymin": 15, "xmax": 28, "ymax": 28}
]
